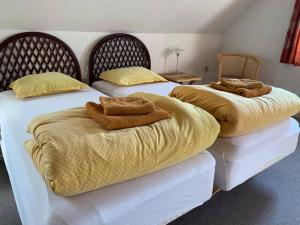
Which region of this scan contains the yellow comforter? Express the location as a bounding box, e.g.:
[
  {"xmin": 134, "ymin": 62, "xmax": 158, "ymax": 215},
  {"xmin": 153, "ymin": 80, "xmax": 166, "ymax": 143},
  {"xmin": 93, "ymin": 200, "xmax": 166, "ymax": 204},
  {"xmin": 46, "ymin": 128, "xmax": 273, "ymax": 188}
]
[
  {"xmin": 25, "ymin": 92, "xmax": 220, "ymax": 196},
  {"xmin": 170, "ymin": 85, "xmax": 300, "ymax": 137}
]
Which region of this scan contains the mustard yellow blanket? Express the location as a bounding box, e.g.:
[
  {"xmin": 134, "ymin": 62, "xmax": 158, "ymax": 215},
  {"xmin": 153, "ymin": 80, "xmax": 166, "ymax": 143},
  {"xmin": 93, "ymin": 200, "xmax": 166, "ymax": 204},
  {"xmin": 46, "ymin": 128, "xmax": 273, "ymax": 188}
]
[
  {"xmin": 170, "ymin": 85, "xmax": 300, "ymax": 137},
  {"xmin": 25, "ymin": 92, "xmax": 220, "ymax": 196}
]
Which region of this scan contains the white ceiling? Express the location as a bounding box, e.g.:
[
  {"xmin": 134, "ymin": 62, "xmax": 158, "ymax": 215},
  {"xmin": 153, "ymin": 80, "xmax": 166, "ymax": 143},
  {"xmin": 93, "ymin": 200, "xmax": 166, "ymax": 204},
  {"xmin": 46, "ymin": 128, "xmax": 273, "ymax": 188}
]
[{"xmin": 0, "ymin": 0, "xmax": 255, "ymax": 33}]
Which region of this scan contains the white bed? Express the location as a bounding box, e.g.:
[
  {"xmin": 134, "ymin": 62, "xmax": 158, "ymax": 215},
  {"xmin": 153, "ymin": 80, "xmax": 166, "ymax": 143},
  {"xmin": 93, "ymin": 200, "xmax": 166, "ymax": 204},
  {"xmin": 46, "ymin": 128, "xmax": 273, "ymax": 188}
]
[
  {"xmin": 209, "ymin": 117, "xmax": 300, "ymax": 191},
  {"xmin": 0, "ymin": 87, "xmax": 216, "ymax": 225},
  {"xmin": 91, "ymin": 79, "xmax": 300, "ymax": 192},
  {"xmin": 0, "ymin": 32, "xmax": 217, "ymax": 225},
  {"xmin": 91, "ymin": 81, "xmax": 299, "ymax": 194},
  {"xmin": 92, "ymin": 80, "xmax": 179, "ymax": 97},
  {"xmin": 90, "ymin": 32, "xmax": 300, "ymax": 193}
]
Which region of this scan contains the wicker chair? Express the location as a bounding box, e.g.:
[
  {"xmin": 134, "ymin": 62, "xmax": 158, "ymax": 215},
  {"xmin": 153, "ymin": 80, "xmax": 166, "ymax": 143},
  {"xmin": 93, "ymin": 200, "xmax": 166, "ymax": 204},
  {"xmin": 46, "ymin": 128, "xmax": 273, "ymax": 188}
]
[{"xmin": 217, "ymin": 53, "xmax": 261, "ymax": 81}]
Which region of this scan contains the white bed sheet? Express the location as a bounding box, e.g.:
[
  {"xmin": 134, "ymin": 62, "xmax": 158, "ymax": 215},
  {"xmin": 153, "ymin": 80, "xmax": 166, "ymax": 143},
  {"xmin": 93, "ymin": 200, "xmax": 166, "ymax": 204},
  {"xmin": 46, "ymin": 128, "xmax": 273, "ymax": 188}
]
[
  {"xmin": 92, "ymin": 80, "xmax": 179, "ymax": 97},
  {"xmin": 209, "ymin": 118, "xmax": 300, "ymax": 191},
  {"xmin": 0, "ymin": 88, "xmax": 215, "ymax": 225}
]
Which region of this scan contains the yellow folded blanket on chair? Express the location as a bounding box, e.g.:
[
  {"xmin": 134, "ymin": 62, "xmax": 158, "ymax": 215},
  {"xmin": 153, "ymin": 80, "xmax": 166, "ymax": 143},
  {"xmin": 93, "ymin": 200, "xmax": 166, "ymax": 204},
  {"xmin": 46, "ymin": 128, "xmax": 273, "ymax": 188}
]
[
  {"xmin": 25, "ymin": 92, "xmax": 220, "ymax": 196},
  {"xmin": 170, "ymin": 85, "xmax": 300, "ymax": 137}
]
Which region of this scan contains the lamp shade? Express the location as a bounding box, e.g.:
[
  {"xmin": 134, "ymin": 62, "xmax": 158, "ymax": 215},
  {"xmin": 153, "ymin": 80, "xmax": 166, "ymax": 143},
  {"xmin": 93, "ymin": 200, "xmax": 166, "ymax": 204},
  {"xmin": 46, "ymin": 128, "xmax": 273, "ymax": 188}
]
[{"xmin": 173, "ymin": 47, "xmax": 185, "ymax": 55}]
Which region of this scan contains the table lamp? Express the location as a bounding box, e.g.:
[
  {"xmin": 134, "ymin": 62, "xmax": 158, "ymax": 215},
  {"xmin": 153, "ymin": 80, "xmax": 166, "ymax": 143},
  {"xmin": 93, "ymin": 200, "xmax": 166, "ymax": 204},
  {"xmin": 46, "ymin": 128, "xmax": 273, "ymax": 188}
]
[{"xmin": 173, "ymin": 47, "xmax": 184, "ymax": 74}]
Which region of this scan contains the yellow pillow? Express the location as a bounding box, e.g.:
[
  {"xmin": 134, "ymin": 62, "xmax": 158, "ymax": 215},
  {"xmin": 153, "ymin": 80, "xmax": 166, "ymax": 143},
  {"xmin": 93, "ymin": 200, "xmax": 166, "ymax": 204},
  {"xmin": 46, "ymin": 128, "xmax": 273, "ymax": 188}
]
[
  {"xmin": 100, "ymin": 67, "xmax": 167, "ymax": 86},
  {"xmin": 10, "ymin": 72, "xmax": 87, "ymax": 98}
]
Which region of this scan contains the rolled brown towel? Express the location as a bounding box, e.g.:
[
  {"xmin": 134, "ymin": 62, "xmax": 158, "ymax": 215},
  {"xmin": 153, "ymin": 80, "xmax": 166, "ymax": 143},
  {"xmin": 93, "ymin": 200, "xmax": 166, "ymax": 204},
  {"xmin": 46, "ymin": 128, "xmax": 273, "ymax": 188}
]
[
  {"xmin": 100, "ymin": 96, "xmax": 155, "ymax": 116},
  {"xmin": 209, "ymin": 82, "xmax": 272, "ymax": 98},
  {"xmin": 220, "ymin": 78, "xmax": 264, "ymax": 89},
  {"xmin": 235, "ymin": 85, "xmax": 272, "ymax": 98},
  {"xmin": 85, "ymin": 102, "xmax": 170, "ymax": 130}
]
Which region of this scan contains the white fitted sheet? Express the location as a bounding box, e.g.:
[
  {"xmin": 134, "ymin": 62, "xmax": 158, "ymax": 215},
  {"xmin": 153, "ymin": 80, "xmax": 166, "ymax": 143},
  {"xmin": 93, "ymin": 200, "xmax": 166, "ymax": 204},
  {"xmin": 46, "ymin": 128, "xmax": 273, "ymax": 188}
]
[
  {"xmin": 92, "ymin": 80, "xmax": 179, "ymax": 97},
  {"xmin": 0, "ymin": 88, "xmax": 215, "ymax": 225},
  {"xmin": 209, "ymin": 118, "xmax": 300, "ymax": 190}
]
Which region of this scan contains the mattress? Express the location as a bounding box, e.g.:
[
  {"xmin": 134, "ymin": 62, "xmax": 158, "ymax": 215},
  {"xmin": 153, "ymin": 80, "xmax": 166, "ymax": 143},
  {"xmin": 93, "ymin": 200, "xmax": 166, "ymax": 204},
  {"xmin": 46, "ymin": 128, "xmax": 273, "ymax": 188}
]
[
  {"xmin": 92, "ymin": 80, "xmax": 179, "ymax": 97},
  {"xmin": 0, "ymin": 88, "xmax": 216, "ymax": 225},
  {"xmin": 209, "ymin": 117, "xmax": 300, "ymax": 191}
]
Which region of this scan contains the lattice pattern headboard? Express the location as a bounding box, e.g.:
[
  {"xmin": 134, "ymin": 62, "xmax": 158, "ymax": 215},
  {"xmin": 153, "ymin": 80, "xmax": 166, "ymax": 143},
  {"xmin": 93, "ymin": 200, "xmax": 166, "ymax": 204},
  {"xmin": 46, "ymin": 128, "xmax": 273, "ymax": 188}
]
[
  {"xmin": 0, "ymin": 32, "xmax": 81, "ymax": 91},
  {"xmin": 88, "ymin": 33, "xmax": 151, "ymax": 84}
]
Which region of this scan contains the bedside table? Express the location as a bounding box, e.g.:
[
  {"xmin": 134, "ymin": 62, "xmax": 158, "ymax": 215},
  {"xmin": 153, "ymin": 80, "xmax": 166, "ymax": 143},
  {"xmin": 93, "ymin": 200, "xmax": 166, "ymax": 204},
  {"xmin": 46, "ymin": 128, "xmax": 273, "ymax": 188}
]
[{"xmin": 160, "ymin": 72, "xmax": 202, "ymax": 85}]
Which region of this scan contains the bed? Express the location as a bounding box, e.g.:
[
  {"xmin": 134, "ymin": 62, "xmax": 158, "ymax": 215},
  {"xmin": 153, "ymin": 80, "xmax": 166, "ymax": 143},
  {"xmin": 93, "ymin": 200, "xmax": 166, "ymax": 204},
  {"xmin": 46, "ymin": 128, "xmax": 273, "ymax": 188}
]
[
  {"xmin": 89, "ymin": 33, "xmax": 300, "ymax": 192},
  {"xmin": 0, "ymin": 32, "xmax": 216, "ymax": 225},
  {"xmin": 89, "ymin": 33, "xmax": 179, "ymax": 96},
  {"xmin": 170, "ymin": 85, "xmax": 300, "ymax": 191}
]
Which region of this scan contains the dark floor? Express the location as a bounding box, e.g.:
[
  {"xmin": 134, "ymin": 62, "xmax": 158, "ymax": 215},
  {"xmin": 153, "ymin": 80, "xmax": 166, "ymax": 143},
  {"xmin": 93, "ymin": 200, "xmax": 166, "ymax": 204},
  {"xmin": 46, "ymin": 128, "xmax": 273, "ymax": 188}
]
[
  {"xmin": 0, "ymin": 160, "xmax": 22, "ymax": 225},
  {"xmin": 0, "ymin": 118, "xmax": 299, "ymax": 225}
]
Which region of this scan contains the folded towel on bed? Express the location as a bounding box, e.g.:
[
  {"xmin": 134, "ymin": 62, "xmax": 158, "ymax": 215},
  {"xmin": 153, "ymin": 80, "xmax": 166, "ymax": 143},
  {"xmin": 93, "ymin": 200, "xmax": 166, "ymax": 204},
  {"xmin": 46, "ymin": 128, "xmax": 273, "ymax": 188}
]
[
  {"xmin": 220, "ymin": 78, "xmax": 263, "ymax": 89},
  {"xmin": 100, "ymin": 96, "xmax": 155, "ymax": 115},
  {"xmin": 209, "ymin": 80, "xmax": 272, "ymax": 98},
  {"xmin": 86, "ymin": 101, "xmax": 170, "ymax": 130}
]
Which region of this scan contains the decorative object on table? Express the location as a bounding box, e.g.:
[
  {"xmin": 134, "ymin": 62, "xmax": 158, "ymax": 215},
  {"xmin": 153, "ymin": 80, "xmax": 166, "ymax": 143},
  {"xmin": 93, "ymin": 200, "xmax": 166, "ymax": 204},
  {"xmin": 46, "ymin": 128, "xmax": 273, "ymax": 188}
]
[
  {"xmin": 160, "ymin": 72, "xmax": 202, "ymax": 85},
  {"xmin": 172, "ymin": 47, "xmax": 185, "ymax": 74}
]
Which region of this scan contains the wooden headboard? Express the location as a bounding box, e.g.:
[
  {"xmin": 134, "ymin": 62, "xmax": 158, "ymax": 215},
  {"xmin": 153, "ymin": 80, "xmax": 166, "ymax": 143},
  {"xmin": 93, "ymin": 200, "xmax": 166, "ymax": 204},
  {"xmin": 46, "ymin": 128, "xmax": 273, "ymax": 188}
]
[
  {"xmin": 0, "ymin": 32, "xmax": 81, "ymax": 91},
  {"xmin": 88, "ymin": 33, "xmax": 151, "ymax": 84}
]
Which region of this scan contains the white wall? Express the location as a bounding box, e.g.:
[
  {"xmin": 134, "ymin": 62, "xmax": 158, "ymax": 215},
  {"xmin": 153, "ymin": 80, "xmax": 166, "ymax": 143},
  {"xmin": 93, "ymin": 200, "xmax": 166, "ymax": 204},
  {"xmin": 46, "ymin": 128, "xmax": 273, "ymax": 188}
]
[
  {"xmin": 0, "ymin": 0, "xmax": 254, "ymax": 33},
  {"xmin": 0, "ymin": 29, "xmax": 222, "ymax": 83},
  {"xmin": 222, "ymin": 0, "xmax": 300, "ymax": 97}
]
